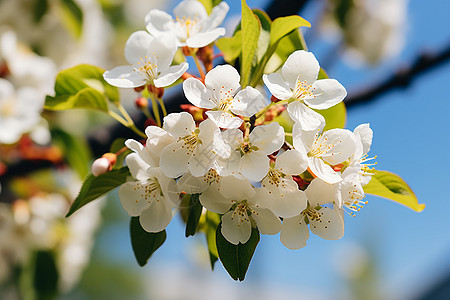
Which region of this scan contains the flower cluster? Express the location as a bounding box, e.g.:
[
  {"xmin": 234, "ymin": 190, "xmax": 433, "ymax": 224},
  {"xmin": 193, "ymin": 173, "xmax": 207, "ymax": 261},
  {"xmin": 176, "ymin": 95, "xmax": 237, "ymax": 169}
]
[{"xmin": 106, "ymin": 0, "xmax": 377, "ymax": 250}]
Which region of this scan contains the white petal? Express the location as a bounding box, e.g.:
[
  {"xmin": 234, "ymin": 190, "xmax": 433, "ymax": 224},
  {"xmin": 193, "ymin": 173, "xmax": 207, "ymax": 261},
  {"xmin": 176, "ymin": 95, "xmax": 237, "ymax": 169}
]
[
  {"xmin": 305, "ymin": 177, "xmax": 340, "ymax": 206},
  {"xmin": 145, "ymin": 126, "xmax": 174, "ymax": 166},
  {"xmin": 231, "ymin": 86, "xmax": 266, "ymax": 117},
  {"xmin": 118, "ymin": 181, "xmax": 151, "ymax": 216},
  {"xmin": 178, "ymin": 172, "xmax": 209, "ymax": 194},
  {"xmin": 310, "ymin": 207, "xmax": 344, "ymax": 240},
  {"xmin": 160, "ymin": 140, "xmax": 190, "ymax": 178},
  {"xmin": 213, "ymin": 150, "xmax": 241, "ymax": 176},
  {"xmin": 262, "ymin": 73, "xmax": 292, "ymax": 100},
  {"xmin": 287, "ymin": 101, "xmax": 325, "ymax": 132},
  {"xmin": 304, "ymin": 79, "xmax": 347, "ymax": 110},
  {"xmin": 199, "ymin": 182, "xmax": 233, "ymax": 213},
  {"xmin": 125, "ymin": 153, "xmax": 149, "ymax": 181},
  {"xmin": 205, "ymin": 110, "xmax": 243, "ymax": 129},
  {"xmin": 139, "ymin": 200, "xmax": 174, "ymax": 233},
  {"xmin": 204, "ymin": 65, "xmax": 240, "ymax": 101},
  {"xmin": 320, "ymin": 129, "xmax": 357, "ymax": 165},
  {"xmin": 125, "ymin": 139, "xmax": 143, "ymax": 152},
  {"xmin": 103, "ymin": 65, "xmax": 146, "ymax": 88},
  {"xmin": 154, "ymin": 62, "xmax": 189, "ymax": 88},
  {"xmin": 173, "ymin": 0, "xmax": 208, "ymax": 21},
  {"xmin": 282, "ymin": 50, "xmax": 320, "ymax": 88},
  {"xmin": 199, "ymin": 118, "xmax": 231, "ymax": 158},
  {"xmin": 354, "ymin": 123, "xmax": 373, "ymax": 155},
  {"xmin": 151, "ymin": 35, "xmax": 178, "ymax": 72},
  {"xmin": 240, "ymin": 150, "xmax": 269, "ymax": 182},
  {"xmin": 221, "ymin": 128, "xmax": 243, "ymax": 150},
  {"xmin": 145, "ymin": 9, "xmax": 174, "ymax": 36},
  {"xmin": 219, "ymin": 175, "xmax": 256, "ymax": 200},
  {"xmin": 249, "ymin": 122, "xmax": 284, "ymax": 155},
  {"xmin": 221, "ymin": 210, "xmax": 252, "ymax": 245},
  {"xmin": 162, "ymin": 112, "xmax": 195, "ymax": 138},
  {"xmin": 252, "ymin": 207, "xmax": 281, "ymax": 235},
  {"xmin": 187, "ymin": 28, "xmax": 225, "ymax": 48},
  {"xmin": 188, "ymin": 144, "xmax": 216, "ymax": 177},
  {"xmin": 259, "ymin": 181, "xmax": 307, "ymax": 218},
  {"xmin": 275, "ymin": 149, "xmax": 308, "ymax": 175},
  {"xmin": 149, "ymin": 168, "xmax": 180, "ymax": 206},
  {"xmin": 308, "ymin": 156, "xmax": 342, "ymax": 184},
  {"xmin": 183, "ymin": 78, "xmax": 216, "ymax": 109},
  {"xmin": 124, "ymin": 31, "xmax": 154, "ymax": 64},
  {"xmin": 280, "ymin": 214, "xmax": 309, "ymax": 250},
  {"xmin": 201, "ymin": 1, "xmax": 229, "ymax": 29}
]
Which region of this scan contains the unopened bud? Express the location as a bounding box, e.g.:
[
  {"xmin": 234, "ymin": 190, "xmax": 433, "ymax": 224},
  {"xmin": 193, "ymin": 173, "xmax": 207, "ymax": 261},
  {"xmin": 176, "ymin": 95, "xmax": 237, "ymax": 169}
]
[
  {"xmin": 135, "ymin": 97, "xmax": 148, "ymax": 109},
  {"xmin": 134, "ymin": 85, "xmax": 145, "ymax": 92},
  {"xmin": 181, "ymin": 46, "xmax": 192, "ymax": 56},
  {"xmin": 91, "ymin": 153, "xmax": 117, "ymax": 176}
]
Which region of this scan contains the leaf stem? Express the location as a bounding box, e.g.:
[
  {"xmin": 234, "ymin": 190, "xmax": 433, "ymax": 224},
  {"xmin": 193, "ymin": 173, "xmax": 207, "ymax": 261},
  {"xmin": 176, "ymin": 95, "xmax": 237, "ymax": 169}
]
[
  {"xmin": 108, "ymin": 110, "xmax": 146, "ymax": 138},
  {"xmin": 157, "ymin": 97, "xmax": 168, "ymax": 117},
  {"xmin": 149, "ymin": 94, "xmax": 161, "ymax": 127}
]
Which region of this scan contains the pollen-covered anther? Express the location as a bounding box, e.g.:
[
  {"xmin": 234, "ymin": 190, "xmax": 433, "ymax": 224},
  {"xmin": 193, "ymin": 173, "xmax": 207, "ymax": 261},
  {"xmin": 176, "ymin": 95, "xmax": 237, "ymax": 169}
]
[
  {"xmin": 293, "ymin": 78, "xmax": 314, "ymax": 100},
  {"xmin": 303, "ymin": 206, "xmax": 321, "ymax": 222}
]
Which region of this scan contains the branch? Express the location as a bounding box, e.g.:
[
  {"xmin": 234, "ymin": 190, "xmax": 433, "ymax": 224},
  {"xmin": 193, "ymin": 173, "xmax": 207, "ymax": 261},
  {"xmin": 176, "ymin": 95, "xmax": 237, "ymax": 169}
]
[
  {"xmin": 345, "ymin": 42, "xmax": 450, "ymax": 107},
  {"xmin": 265, "ymin": 0, "xmax": 311, "ymax": 19}
]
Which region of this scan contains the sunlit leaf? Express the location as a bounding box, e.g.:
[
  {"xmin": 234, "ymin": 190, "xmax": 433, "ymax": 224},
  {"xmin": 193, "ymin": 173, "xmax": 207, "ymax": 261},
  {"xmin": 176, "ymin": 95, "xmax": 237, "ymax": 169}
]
[
  {"xmin": 270, "ymin": 15, "xmax": 310, "ymax": 46},
  {"xmin": 216, "ymin": 31, "xmax": 242, "ymax": 63},
  {"xmin": 204, "ymin": 211, "xmax": 220, "ymax": 269},
  {"xmin": 216, "ymin": 223, "xmax": 259, "ymax": 281},
  {"xmin": 66, "ymin": 166, "xmax": 130, "ymax": 217},
  {"xmin": 364, "ymin": 170, "xmax": 425, "ymax": 212},
  {"xmin": 240, "ymin": 0, "xmax": 260, "ymax": 87},
  {"xmin": 45, "ymin": 64, "xmax": 119, "ymax": 112},
  {"xmin": 59, "ymin": 0, "xmax": 83, "ymax": 38},
  {"xmin": 130, "ymin": 217, "xmax": 166, "ymax": 267}
]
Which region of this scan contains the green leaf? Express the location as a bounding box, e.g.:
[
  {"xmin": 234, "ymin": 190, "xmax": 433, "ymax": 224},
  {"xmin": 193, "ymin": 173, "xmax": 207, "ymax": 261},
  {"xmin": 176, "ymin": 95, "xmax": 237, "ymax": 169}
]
[
  {"xmin": 33, "ymin": 250, "xmax": 59, "ymax": 300},
  {"xmin": 204, "ymin": 211, "xmax": 220, "ymax": 269},
  {"xmin": 33, "ymin": 0, "xmax": 49, "ymax": 23},
  {"xmin": 45, "ymin": 64, "xmax": 119, "ymax": 112},
  {"xmin": 240, "ymin": 0, "xmax": 260, "ymax": 87},
  {"xmin": 216, "ymin": 223, "xmax": 260, "ymax": 281},
  {"xmin": 59, "ymin": 0, "xmax": 83, "ymax": 38},
  {"xmin": 185, "ymin": 194, "xmax": 203, "ymax": 237},
  {"xmin": 216, "ymin": 31, "xmax": 242, "ymax": 63},
  {"xmin": 130, "ymin": 217, "xmax": 166, "ymax": 267},
  {"xmin": 51, "ymin": 128, "xmax": 91, "ymax": 179},
  {"xmin": 270, "ymin": 15, "xmax": 310, "ymax": 46},
  {"xmin": 66, "ymin": 166, "xmax": 130, "ymax": 217},
  {"xmin": 364, "ymin": 170, "xmax": 425, "ymax": 212},
  {"xmin": 266, "ymin": 29, "xmax": 306, "ymax": 73}
]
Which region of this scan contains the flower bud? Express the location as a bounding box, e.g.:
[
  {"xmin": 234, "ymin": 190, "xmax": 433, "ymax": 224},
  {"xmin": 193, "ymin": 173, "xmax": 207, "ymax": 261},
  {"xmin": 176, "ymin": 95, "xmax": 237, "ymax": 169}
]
[
  {"xmin": 135, "ymin": 97, "xmax": 148, "ymax": 109},
  {"xmin": 91, "ymin": 153, "xmax": 117, "ymax": 176}
]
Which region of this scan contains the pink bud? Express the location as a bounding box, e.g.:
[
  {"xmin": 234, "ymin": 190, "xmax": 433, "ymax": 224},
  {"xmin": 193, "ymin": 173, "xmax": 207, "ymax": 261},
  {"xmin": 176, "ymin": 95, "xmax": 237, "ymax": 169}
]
[{"xmin": 91, "ymin": 157, "xmax": 111, "ymax": 176}]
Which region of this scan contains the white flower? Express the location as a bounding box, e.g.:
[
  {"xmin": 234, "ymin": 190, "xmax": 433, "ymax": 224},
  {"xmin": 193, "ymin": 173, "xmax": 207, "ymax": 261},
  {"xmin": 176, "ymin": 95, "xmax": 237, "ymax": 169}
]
[
  {"xmin": 220, "ymin": 122, "xmax": 285, "ymax": 182},
  {"xmin": 349, "ymin": 123, "xmax": 376, "ymax": 185},
  {"xmin": 183, "ymin": 64, "xmax": 266, "ymax": 128},
  {"xmin": 258, "ymin": 150, "xmax": 309, "ymax": 218},
  {"xmin": 103, "ymin": 31, "xmax": 188, "ymax": 88},
  {"xmin": 177, "ymin": 168, "xmax": 222, "ymax": 194},
  {"xmin": 263, "ymin": 50, "xmax": 346, "ymax": 131},
  {"xmin": 0, "ymin": 78, "xmax": 44, "ymax": 144},
  {"xmin": 280, "ymin": 178, "xmax": 345, "ymax": 250},
  {"xmin": 119, "ymin": 153, "xmax": 179, "ymax": 233},
  {"xmin": 293, "ymin": 125, "xmax": 356, "ymax": 184},
  {"xmin": 145, "ymin": 0, "xmax": 229, "ymax": 48},
  {"xmin": 159, "ymin": 112, "xmax": 231, "ymax": 178},
  {"xmin": 199, "ymin": 176, "xmax": 281, "ymax": 245}
]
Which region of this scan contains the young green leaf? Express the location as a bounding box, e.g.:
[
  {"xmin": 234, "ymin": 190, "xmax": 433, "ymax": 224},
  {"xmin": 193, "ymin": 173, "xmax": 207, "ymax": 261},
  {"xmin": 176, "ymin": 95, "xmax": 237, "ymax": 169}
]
[
  {"xmin": 270, "ymin": 15, "xmax": 310, "ymax": 46},
  {"xmin": 45, "ymin": 64, "xmax": 120, "ymax": 112},
  {"xmin": 33, "ymin": 250, "xmax": 59, "ymax": 300},
  {"xmin": 240, "ymin": 0, "xmax": 260, "ymax": 87},
  {"xmin": 216, "ymin": 31, "xmax": 242, "ymax": 63},
  {"xmin": 185, "ymin": 194, "xmax": 203, "ymax": 237},
  {"xmin": 216, "ymin": 223, "xmax": 260, "ymax": 281},
  {"xmin": 51, "ymin": 128, "xmax": 92, "ymax": 179},
  {"xmin": 130, "ymin": 217, "xmax": 167, "ymax": 267},
  {"xmin": 364, "ymin": 170, "xmax": 425, "ymax": 212},
  {"xmin": 204, "ymin": 211, "xmax": 220, "ymax": 270},
  {"xmin": 59, "ymin": 0, "xmax": 83, "ymax": 38},
  {"xmin": 66, "ymin": 166, "xmax": 130, "ymax": 217}
]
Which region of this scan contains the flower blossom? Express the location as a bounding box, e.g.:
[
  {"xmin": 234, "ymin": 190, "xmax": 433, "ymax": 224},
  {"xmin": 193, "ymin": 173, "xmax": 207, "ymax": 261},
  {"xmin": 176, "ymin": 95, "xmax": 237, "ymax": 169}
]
[
  {"xmin": 145, "ymin": 0, "xmax": 229, "ymax": 48},
  {"xmin": 183, "ymin": 64, "xmax": 266, "ymax": 128},
  {"xmin": 103, "ymin": 31, "xmax": 188, "ymax": 89},
  {"xmin": 263, "ymin": 50, "xmax": 346, "ymax": 132},
  {"xmin": 0, "ymin": 78, "xmax": 44, "ymax": 144},
  {"xmin": 159, "ymin": 112, "xmax": 231, "ymax": 178},
  {"xmin": 280, "ymin": 178, "xmax": 345, "ymax": 250},
  {"xmin": 199, "ymin": 176, "xmax": 280, "ymax": 244}
]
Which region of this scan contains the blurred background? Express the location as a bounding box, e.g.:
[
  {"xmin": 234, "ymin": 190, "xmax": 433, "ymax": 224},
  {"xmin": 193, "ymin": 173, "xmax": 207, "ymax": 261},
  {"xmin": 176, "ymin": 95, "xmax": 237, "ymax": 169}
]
[{"xmin": 0, "ymin": 0, "xmax": 449, "ymax": 299}]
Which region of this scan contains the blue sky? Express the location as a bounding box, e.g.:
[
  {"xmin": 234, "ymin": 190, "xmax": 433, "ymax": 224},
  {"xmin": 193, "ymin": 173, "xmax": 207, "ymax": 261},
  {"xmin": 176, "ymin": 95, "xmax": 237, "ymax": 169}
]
[{"xmin": 95, "ymin": 1, "xmax": 450, "ymax": 299}]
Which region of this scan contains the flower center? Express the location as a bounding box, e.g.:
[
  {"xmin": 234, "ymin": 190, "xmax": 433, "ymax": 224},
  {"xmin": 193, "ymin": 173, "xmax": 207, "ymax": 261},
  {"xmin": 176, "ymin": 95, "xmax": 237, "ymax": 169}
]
[
  {"xmin": 292, "ymin": 78, "xmax": 315, "ymax": 100},
  {"xmin": 309, "ymin": 134, "xmax": 341, "ymax": 158},
  {"xmin": 219, "ymin": 97, "xmax": 233, "ymax": 111},
  {"xmin": 230, "ymin": 200, "xmax": 258, "ymax": 226},
  {"xmin": 179, "ymin": 128, "xmax": 201, "ymax": 154},
  {"xmin": 203, "ymin": 169, "xmax": 220, "ymax": 185},
  {"xmin": 175, "ymin": 16, "xmax": 201, "ymax": 41},
  {"xmin": 132, "ymin": 55, "xmax": 158, "ymax": 82},
  {"xmin": 267, "ymin": 169, "xmax": 283, "ymax": 187},
  {"xmin": 302, "ymin": 206, "xmax": 321, "ymax": 222},
  {"xmin": 135, "ymin": 177, "xmax": 162, "ymax": 203}
]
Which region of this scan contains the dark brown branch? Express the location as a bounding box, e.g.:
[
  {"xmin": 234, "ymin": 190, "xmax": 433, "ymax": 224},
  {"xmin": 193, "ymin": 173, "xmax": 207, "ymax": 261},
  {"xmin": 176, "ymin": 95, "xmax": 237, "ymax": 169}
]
[{"xmin": 345, "ymin": 42, "xmax": 450, "ymax": 107}]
